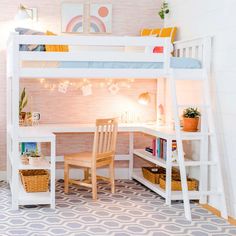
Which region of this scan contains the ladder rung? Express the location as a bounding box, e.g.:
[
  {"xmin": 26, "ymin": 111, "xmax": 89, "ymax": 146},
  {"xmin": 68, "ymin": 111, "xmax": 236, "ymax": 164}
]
[
  {"xmin": 180, "ymin": 132, "xmax": 211, "ymax": 140},
  {"xmin": 175, "ymin": 160, "xmax": 217, "ymax": 166},
  {"xmin": 200, "ymin": 191, "xmax": 222, "ymax": 196}
]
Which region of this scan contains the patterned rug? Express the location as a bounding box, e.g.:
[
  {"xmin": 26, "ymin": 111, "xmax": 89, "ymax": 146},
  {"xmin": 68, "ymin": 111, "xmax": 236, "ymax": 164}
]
[{"xmin": 0, "ymin": 180, "xmax": 235, "ymax": 236}]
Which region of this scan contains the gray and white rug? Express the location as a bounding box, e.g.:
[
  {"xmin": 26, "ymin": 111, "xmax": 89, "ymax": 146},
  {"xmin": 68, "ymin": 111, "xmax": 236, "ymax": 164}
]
[{"xmin": 0, "ymin": 180, "xmax": 235, "ymax": 236}]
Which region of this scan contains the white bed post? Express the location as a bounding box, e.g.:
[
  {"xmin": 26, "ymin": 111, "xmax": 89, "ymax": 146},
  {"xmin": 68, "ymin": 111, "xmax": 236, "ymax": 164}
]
[
  {"xmin": 11, "ymin": 32, "xmax": 20, "ymax": 210},
  {"xmin": 6, "ymin": 34, "xmax": 13, "ymax": 183}
]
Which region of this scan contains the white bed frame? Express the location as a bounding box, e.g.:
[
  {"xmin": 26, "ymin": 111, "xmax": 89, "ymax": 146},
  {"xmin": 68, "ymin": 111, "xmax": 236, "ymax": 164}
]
[{"xmin": 7, "ymin": 33, "xmax": 219, "ymax": 220}]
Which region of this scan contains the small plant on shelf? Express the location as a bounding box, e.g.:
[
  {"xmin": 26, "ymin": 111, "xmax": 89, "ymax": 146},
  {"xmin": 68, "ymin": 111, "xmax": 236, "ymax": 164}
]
[
  {"xmin": 19, "ymin": 88, "xmax": 28, "ymax": 124},
  {"xmin": 158, "ymin": 1, "xmax": 170, "ymax": 20},
  {"xmin": 182, "ymin": 107, "xmax": 201, "ymax": 132}
]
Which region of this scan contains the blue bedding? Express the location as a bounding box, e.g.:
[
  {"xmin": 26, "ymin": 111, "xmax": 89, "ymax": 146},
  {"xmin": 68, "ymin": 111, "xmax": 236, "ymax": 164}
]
[{"xmin": 59, "ymin": 57, "xmax": 201, "ymax": 69}]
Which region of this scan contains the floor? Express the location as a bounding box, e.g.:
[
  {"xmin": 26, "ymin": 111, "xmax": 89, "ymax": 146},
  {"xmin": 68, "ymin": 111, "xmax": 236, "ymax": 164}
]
[{"xmin": 0, "ymin": 180, "xmax": 235, "ymax": 236}]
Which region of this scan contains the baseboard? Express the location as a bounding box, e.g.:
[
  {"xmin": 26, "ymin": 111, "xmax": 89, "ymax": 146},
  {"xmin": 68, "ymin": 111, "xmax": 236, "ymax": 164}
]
[
  {"xmin": 201, "ymin": 204, "xmax": 236, "ymax": 226},
  {"xmin": 0, "ymin": 171, "xmax": 7, "ymax": 181}
]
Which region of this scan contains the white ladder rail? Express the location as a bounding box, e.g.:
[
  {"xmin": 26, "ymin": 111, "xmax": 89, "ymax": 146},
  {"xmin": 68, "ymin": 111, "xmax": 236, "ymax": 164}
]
[
  {"xmin": 169, "ymin": 71, "xmax": 192, "ymax": 221},
  {"xmin": 202, "ymin": 71, "xmax": 228, "ymax": 219}
]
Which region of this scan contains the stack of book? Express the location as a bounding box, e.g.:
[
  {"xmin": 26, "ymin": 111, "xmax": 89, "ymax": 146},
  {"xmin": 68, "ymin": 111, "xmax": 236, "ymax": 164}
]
[{"xmin": 145, "ymin": 138, "xmax": 177, "ymax": 160}]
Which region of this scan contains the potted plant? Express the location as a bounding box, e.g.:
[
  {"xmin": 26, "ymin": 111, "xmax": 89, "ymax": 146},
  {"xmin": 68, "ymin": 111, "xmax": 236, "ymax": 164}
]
[
  {"xmin": 182, "ymin": 107, "xmax": 201, "ymax": 132},
  {"xmin": 28, "ymin": 150, "xmax": 44, "ymax": 166},
  {"xmin": 19, "ymin": 88, "xmax": 28, "ymax": 125},
  {"xmin": 158, "ymin": 1, "xmax": 170, "ymax": 20}
]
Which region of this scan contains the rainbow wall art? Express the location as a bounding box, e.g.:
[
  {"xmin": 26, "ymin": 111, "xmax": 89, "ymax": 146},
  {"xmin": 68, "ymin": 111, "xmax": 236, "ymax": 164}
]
[
  {"xmin": 61, "ymin": 3, "xmax": 84, "ymax": 33},
  {"xmin": 90, "ymin": 4, "xmax": 112, "ymax": 33}
]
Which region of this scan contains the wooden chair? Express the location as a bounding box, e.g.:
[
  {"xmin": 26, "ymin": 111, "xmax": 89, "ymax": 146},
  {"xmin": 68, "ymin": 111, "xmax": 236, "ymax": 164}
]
[{"xmin": 64, "ymin": 118, "xmax": 118, "ymax": 200}]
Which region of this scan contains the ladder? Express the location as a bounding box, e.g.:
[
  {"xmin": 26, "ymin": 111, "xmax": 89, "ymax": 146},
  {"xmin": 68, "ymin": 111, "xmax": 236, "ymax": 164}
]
[{"xmin": 168, "ymin": 69, "xmax": 228, "ymax": 221}]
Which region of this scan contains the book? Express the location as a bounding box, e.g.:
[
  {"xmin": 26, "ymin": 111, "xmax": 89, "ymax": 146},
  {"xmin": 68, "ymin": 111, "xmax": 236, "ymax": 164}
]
[{"xmin": 152, "ymin": 139, "xmax": 156, "ymax": 156}]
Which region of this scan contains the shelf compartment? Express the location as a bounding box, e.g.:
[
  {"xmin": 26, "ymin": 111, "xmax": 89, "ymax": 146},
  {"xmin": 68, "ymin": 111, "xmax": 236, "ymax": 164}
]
[
  {"xmin": 133, "ymin": 149, "xmax": 216, "ymax": 167},
  {"xmin": 132, "ymin": 169, "xmax": 200, "ymax": 200},
  {"xmin": 18, "ymin": 177, "xmax": 51, "ymax": 206}
]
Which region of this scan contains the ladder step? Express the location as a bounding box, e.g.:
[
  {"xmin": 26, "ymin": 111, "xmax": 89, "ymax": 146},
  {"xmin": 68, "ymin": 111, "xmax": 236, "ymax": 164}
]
[
  {"xmin": 200, "ymin": 191, "xmax": 222, "ymax": 196},
  {"xmin": 174, "ymin": 160, "xmax": 217, "ymax": 166}
]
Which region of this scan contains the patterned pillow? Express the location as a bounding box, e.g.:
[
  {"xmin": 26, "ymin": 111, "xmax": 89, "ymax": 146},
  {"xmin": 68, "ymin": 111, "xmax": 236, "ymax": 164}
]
[{"xmin": 15, "ymin": 28, "xmax": 45, "ymax": 51}]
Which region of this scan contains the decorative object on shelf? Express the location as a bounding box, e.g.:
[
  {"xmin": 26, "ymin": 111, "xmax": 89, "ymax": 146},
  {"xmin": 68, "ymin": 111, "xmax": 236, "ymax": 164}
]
[
  {"xmin": 15, "ymin": 4, "xmax": 38, "ymax": 21},
  {"xmin": 20, "ymin": 169, "xmax": 49, "ymax": 192},
  {"xmin": 32, "ymin": 112, "xmax": 41, "ymax": 125},
  {"xmin": 138, "ymin": 92, "xmax": 151, "ymax": 105},
  {"xmin": 158, "ymin": 1, "xmax": 169, "ymax": 20},
  {"xmin": 21, "ymin": 142, "xmax": 38, "ymax": 154},
  {"xmin": 25, "ymin": 112, "xmax": 32, "ymax": 126},
  {"xmin": 182, "ymin": 107, "xmax": 201, "ymax": 132},
  {"xmin": 108, "ymin": 83, "xmax": 120, "ymax": 95},
  {"xmin": 61, "ymin": 3, "xmax": 84, "ymax": 33},
  {"xmin": 90, "ymin": 4, "xmax": 112, "ymax": 33},
  {"xmin": 28, "ymin": 150, "xmax": 44, "ymax": 166},
  {"xmin": 20, "ymin": 154, "xmax": 29, "ymax": 165},
  {"xmin": 19, "ymin": 88, "xmax": 28, "ymax": 126},
  {"xmin": 159, "ymin": 175, "xmax": 198, "ymax": 191}
]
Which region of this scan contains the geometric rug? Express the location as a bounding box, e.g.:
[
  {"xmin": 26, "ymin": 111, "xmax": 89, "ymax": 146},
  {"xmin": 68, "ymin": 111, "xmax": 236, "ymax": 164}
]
[{"xmin": 0, "ymin": 180, "xmax": 235, "ymax": 236}]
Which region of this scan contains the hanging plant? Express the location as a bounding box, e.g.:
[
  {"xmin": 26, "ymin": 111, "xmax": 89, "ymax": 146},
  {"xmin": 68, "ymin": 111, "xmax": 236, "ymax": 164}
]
[{"xmin": 158, "ymin": 1, "xmax": 169, "ymax": 20}]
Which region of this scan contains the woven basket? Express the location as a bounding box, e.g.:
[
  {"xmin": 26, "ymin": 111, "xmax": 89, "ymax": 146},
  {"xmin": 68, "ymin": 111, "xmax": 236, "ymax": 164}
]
[
  {"xmin": 142, "ymin": 166, "xmax": 166, "ymax": 184},
  {"xmin": 159, "ymin": 175, "xmax": 198, "ymax": 191},
  {"xmin": 20, "ymin": 170, "xmax": 49, "ymax": 193}
]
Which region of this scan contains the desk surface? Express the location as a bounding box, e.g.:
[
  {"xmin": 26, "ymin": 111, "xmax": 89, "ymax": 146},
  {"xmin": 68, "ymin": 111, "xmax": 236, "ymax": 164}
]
[{"xmin": 18, "ymin": 123, "xmax": 202, "ymax": 140}]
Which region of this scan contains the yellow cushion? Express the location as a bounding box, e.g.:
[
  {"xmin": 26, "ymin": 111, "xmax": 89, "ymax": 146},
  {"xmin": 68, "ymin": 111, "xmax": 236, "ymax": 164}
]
[
  {"xmin": 140, "ymin": 27, "xmax": 177, "ymax": 42},
  {"xmin": 140, "ymin": 28, "xmax": 160, "ymax": 37},
  {"xmin": 45, "ymin": 31, "xmax": 69, "ymax": 52},
  {"xmin": 159, "ymin": 27, "xmax": 177, "ymax": 43}
]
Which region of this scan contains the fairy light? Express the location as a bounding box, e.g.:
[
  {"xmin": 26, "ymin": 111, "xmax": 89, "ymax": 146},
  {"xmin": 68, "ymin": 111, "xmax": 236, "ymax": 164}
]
[
  {"xmin": 40, "ymin": 78, "xmax": 45, "ymax": 84},
  {"xmin": 38, "ymin": 78, "xmax": 134, "ymax": 94}
]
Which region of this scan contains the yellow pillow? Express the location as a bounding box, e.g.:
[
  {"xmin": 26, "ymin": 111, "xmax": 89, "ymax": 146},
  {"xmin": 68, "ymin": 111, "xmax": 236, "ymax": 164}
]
[
  {"xmin": 140, "ymin": 28, "xmax": 160, "ymax": 37},
  {"xmin": 140, "ymin": 27, "xmax": 177, "ymax": 43},
  {"xmin": 45, "ymin": 31, "xmax": 69, "ymax": 52},
  {"xmin": 159, "ymin": 27, "xmax": 177, "ymax": 43}
]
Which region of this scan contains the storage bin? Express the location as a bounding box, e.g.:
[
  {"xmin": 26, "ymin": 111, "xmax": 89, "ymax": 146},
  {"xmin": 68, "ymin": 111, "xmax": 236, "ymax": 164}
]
[
  {"xmin": 159, "ymin": 175, "xmax": 198, "ymax": 191},
  {"xmin": 20, "ymin": 169, "xmax": 49, "ymax": 193},
  {"xmin": 142, "ymin": 166, "xmax": 166, "ymax": 184}
]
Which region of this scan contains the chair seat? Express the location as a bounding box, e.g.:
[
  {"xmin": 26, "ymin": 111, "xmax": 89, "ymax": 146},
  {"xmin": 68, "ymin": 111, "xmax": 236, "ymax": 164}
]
[{"xmin": 64, "ymin": 152, "xmax": 92, "ymax": 166}]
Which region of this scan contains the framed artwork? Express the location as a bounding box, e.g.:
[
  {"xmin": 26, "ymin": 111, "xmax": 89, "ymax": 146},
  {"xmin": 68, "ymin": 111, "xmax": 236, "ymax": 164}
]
[
  {"xmin": 21, "ymin": 142, "xmax": 38, "ymax": 154},
  {"xmin": 89, "ymin": 4, "xmax": 112, "ymax": 33},
  {"xmin": 61, "ymin": 3, "xmax": 84, "ymax": 33}
]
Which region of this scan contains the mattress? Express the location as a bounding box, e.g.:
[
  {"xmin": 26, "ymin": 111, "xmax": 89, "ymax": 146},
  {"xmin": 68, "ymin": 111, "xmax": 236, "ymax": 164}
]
[
  {"xmin": 22, "ymin": 57, "xmax": 202, "ymax": 69},
  {"xmin": 58, "ymin": 57, "xmax": 202, "ymax": 69}
]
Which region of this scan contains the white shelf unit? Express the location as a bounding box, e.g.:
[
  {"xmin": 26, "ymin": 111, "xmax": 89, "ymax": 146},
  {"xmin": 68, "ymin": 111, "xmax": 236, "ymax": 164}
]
[{"xmin": 7, "ymin": 130, "xmax": 56, "ymax": 210}]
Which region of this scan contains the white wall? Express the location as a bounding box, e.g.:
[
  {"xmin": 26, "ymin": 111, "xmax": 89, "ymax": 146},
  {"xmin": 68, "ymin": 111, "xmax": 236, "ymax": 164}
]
[{"xmin": 166, "ymin": 0, "xmax": 236, "ymax": 218}]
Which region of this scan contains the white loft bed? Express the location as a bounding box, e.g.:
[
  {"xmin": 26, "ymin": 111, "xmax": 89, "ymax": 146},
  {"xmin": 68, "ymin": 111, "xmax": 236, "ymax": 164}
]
[
  {"xmin": 7, "ymin": 32, "xmax": 210, "ymax": 80},
  {"xmin": 6, "ymin": 33, "xmax": 218, "ymax": 221}
]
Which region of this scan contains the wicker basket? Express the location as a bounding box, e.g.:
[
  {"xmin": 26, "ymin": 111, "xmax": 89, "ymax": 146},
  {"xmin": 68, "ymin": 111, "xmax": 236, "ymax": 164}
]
[
  {"xmin": 19, "ymin": 170, "xmax": 49, "ymax": 193},
  {"xmin": 159, "ymin": 175, "xmax": 198, "ymax": 191},
  {"xmin": 142, "ymin": 166, "xmax": 166, "ymax": 184}
]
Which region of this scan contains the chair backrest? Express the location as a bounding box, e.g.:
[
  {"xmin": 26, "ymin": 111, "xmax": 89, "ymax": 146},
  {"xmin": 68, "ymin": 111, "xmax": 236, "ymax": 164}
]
[{"xmin": 92, "ymin": 118, "xmax": 118, "ymax": 162}]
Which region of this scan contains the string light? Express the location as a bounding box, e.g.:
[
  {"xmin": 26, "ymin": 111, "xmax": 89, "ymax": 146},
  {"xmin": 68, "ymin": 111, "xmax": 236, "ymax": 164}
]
[{"xmin": 38, "ymin": 78, "xmax": 135, "ymax": 94}]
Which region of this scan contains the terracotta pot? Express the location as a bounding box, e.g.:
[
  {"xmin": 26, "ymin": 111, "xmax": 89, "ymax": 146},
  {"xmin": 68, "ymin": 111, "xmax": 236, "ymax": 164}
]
[
  {"xmin": 20, "ymin": 112, "xmax": 26, "ymax": 120},
  {"xmin": 183, "ymin": 117, "xmax": 199, "ymax": 132}
]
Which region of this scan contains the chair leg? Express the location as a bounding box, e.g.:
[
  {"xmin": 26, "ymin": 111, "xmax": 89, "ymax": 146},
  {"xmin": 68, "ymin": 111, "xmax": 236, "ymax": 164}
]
[
  {"xmin": 91, "ymin": 167, "xmax": 97, "ymax": 200},
  {"xmin": 84, "ymin": 168, "xmax": 90, "ymax": 181},
  {"xmin": 110, "ymin": 160, "xmax": 115, "ymax": 194},
  {"xmin": 64, "ymin": 162, "xmax": 69, "ymax": 194}
]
